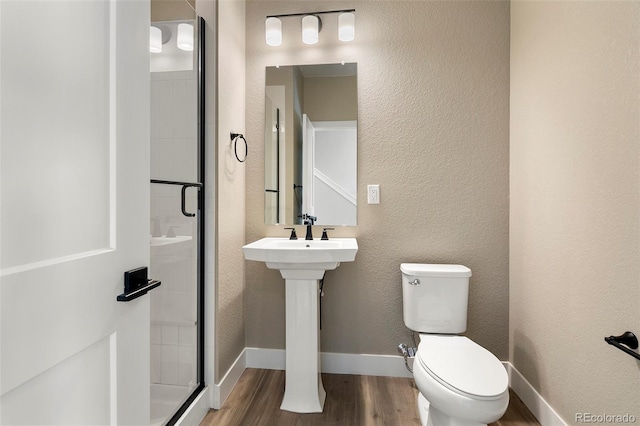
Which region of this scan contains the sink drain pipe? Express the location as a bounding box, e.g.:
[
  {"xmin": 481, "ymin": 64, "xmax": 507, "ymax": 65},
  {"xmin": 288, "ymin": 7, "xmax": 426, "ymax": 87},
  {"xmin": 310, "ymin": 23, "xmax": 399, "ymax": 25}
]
[{"xmin": 319, "ymin": 274, "xmax": 325, "ymax": 329}]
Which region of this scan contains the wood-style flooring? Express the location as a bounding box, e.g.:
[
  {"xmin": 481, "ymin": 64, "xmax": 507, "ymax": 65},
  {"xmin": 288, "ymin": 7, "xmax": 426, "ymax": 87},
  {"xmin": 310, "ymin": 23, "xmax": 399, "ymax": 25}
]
[{"xmin": 200, "ymin": 368, "xmax": 541, "ymax": 426}]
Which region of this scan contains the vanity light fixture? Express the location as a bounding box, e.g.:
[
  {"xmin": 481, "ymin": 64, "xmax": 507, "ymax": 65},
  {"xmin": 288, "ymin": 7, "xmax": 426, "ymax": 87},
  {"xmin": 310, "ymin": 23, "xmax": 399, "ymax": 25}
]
[
  {"xmin": 338, "ymin": 12, "xmax": 355, "ymax": 42},
  {"xmin": 150, "ymin": 26, "xmax": 163, "ymax": 53},
  {"xmin": 266, "ymin": 17, "xmax": 282, "ymax": 46},
  {"xmin": 265, "ymin": 9, "xmax": 355, "ymax": 46},
  {"xmin": 177, "ymin": 23, "xmax": 194, "ymax": 51}
]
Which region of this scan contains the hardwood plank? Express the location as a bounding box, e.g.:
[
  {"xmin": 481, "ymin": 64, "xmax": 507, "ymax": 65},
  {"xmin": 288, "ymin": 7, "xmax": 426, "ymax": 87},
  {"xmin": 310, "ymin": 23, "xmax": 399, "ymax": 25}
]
[
  {"xmin": 491, "ymin": 390, "xmax": 540, "ymax": 426},
  {"xmin": 201, "ymin": 369, "xmax": 541, "ymax": 426}
]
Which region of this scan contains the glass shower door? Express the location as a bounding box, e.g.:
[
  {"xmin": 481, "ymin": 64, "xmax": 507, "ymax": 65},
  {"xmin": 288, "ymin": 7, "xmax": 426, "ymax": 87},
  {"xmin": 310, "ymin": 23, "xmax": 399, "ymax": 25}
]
[
  {"xmin": 149, "ymin": 182, "xmax": 201, "ymax": 425},
  {"xmin": 149, "ymin": 5, "xmax": 204, "ymax": 425}
]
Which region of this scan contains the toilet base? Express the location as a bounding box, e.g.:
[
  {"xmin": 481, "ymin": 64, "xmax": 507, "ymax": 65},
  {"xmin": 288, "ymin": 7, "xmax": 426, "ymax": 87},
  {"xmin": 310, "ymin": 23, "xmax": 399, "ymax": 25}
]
[
  {"xmin": 418, "ymin": 393, "xmax": 430, "ymax": 426},
  {"xmin": 418, "ymin": 393, "xmax": 489, "ymax": 426}
]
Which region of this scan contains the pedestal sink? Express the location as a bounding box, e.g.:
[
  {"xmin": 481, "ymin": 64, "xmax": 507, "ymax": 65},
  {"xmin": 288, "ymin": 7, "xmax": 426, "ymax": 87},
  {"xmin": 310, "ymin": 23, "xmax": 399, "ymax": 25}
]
[{"xmin": 242, "ymin": 237, "xmax": 358, "ymax": 413}]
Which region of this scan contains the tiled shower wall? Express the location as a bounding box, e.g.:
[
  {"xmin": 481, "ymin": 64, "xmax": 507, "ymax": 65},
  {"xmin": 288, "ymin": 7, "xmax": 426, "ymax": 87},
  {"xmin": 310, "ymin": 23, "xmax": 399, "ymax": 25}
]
[{"xmin": 150, "ymin": 68, "xmax": 198, "ymax": 388}]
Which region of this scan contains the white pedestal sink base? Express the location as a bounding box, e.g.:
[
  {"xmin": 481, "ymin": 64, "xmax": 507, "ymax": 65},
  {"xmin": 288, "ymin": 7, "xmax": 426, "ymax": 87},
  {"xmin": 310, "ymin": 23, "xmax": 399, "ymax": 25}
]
[
  {"xmin": 280, "ymin": 278, "xmax": 326, "ymax": 413},
  {"xmin": 242, "ymin": 237, "xmax": 359, "ymax": 414}
]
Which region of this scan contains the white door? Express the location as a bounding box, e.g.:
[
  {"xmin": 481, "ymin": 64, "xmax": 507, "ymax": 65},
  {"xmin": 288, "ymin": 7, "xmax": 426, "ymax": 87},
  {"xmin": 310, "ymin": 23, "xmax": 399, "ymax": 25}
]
[
  {"xmin": 310, "ymin": 121, "xmax": 358, "ymax": 226},
  {"xmin": 1, "ymin": 1, "xmax": 150, "ymax": 424}
]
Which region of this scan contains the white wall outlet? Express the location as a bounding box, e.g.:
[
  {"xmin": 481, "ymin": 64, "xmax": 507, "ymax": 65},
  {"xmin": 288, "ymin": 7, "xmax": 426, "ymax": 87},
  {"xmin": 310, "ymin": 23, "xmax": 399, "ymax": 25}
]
[{"xmin": 367, "ymin": 184, "xmax": 380, "ymax": 204}]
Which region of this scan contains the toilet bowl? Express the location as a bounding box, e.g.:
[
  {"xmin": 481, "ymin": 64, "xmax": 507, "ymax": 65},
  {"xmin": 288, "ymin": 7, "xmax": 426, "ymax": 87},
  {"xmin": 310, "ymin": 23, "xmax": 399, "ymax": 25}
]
[
  {"xmin": 400, "ymin": 264, "xmax": 509, "ymax": 426},
  {"xmin": 413, "ymin": 335, "xmax": 509, "ymax": 426}
]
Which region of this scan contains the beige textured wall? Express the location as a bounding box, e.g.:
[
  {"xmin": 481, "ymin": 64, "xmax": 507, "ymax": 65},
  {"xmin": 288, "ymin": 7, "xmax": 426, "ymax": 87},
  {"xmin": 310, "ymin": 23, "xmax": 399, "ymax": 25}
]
[
  {"xmin": 151, "ymin": 0, "xmax": 196, "ymax": 22},
  {"xmin": 510, "ymin": 1, "xmax": 640, "ymax": 422},
  {"xmin": 303, "ymin": 76, "xmax": 358, "ymax": 122},
  {"xmin": 215, "ymin": 0, "xmax": 246, "ymax": 382},
  {"xmin": 245, "ymin": 1, "xmax": 510, "ymax": 359}
]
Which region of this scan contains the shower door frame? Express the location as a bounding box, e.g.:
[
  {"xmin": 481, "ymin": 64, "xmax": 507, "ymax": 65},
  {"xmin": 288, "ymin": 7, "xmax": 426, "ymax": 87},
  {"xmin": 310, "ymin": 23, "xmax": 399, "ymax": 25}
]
[{"xmin": 150, "ymin": 16, "xmax": 206, "ymax": 426}]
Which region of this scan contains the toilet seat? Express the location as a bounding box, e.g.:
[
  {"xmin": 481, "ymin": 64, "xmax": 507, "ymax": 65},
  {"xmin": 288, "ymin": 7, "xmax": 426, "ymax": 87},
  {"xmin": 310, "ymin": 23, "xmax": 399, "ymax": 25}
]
[{"xmin": 417, "ymin": 335, "xmax": 508, "ymax": 400}]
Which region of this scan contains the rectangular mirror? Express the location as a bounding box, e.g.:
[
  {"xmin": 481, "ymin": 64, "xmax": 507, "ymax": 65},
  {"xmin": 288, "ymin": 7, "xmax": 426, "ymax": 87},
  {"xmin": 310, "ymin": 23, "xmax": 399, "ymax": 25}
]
[{"xmin": 264, "ymin": 63, "xmax": 358, "ymax": 226}]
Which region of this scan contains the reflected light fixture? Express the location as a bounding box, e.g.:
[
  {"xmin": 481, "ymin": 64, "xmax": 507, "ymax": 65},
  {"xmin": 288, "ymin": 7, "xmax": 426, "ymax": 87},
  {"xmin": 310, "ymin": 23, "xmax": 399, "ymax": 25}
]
[
  {"xmin": 338, "ymin": 12, "xmax": 355, "ymax": 42},
  {"xmin": 302, "ymin": 15, "xmax": 320, "ymax": 45},
  {"xmin": 150, "ymin": 26, "xmax": 162, "ymax": 53},
  {"xmin": 177, "ymin": 23, "xmax": 194, "ymax": 51},
  {"xmin": 265, "ymin": 9, "xmax": 355, "ymax": 47},
  {"xmin": 266, "ymin": 17, "xmax": 282, "ymax": 46}
]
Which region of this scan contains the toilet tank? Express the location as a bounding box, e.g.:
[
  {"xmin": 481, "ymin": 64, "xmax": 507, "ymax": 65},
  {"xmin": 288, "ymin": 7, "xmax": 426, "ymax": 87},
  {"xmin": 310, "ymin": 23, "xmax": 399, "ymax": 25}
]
[{"xmin": 401, "ymin": 263, "xmax": 472, "ymax": 334}]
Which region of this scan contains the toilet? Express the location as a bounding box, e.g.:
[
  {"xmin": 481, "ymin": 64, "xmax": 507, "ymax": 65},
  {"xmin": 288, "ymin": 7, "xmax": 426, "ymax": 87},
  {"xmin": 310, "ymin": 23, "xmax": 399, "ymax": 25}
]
[{"xmin": 401, "ymin": 263, "xmax": 509, "ymax": 426}]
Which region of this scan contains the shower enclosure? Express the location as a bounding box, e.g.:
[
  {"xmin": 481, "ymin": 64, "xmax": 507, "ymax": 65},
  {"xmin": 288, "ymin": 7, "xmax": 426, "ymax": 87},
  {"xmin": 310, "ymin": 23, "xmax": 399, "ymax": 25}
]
[{"xmin": 149, "ymin": 2, "xmax": 205, "ymax": 424}]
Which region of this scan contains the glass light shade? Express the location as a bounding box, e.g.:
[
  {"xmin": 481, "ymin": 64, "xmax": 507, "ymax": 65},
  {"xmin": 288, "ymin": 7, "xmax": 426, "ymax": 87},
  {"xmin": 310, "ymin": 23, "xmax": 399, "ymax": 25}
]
[
  {"xmin": 302, "ymin": 15, "xmax": 319, "ymax": 45},
  {"xmin": 177, "ymin": 23, "xmax": 194, "ymax": 51},
  {"xmin": 150, "ymin": 26, "xmax": 162, "ymax": 53},
  {"xmin": 265, "ymin": 17, "xmax": 282, "ymax": 47},
  {"xmin": 338, "ymin": 13, "xmax": 355, "ymax": 42}
]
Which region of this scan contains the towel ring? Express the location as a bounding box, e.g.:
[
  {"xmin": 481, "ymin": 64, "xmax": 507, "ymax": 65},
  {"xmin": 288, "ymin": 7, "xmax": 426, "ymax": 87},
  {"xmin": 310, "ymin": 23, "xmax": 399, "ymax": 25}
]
[{"xmin": 231, "ymin": 132, "xmax": 247, "ymax": 163}]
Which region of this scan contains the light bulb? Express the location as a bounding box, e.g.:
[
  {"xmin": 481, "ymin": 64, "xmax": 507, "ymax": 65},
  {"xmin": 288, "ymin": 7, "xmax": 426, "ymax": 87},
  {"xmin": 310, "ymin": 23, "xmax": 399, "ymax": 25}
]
[
  {"xmin": 302, "ymin": 15, "xmax": 319, "ymax": 45},
  {"xmin": 338, "ymin": 13, "xmax": 355, "ymax": 42},
  {"xmin": 265, "ymin": 17, "xmax": 282, "ymax": 47},
  {"xmin": 150, "ymin": 26, "xmax": 162, "ymax": 53},
  {"xmin": 177, "ymin": 23, "xmax": 194, "ymax": 51}
]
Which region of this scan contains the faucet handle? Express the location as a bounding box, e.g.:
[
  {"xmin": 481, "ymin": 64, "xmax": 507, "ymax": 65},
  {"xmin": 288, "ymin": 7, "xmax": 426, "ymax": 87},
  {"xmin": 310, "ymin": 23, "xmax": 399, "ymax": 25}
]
[
  {"xmin": 284, "ymin": 227, "xmax": 297, "ymax": 240},
  {"xmin": 321, "ymin": 228, "xmax": 334, "ymax": 240}
]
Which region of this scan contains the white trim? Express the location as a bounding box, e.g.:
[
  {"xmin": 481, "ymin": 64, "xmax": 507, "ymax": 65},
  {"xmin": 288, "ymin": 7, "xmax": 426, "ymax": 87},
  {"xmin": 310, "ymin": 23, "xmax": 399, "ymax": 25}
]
[
  {"xmin": 505, "ymin": 362, "xmax": 567, "ymax": 426},
  {"xmin": 175, "ymin": 386, "xmax": 211, "ymax": 426},
  {"xmin": 210, "ymin": 349, "xmax": 247, "ymax": 409},
  {"xmin": 246, "ymin": 347, "xmax": 285, "ymax": 370},
  {"xmin": 314, "ymin": 169, "xmax": 357, "ymax": 207},
  {"xmin": 313, "ymin": 120, "xmax": 358, "ymax": 131},
  {"xmin": 322, "ymin": 351, "xmax": 412, "ymax": 377},
  {"xmin": 109, "ymin": 332, "xmax": 118, "ymax": 426},
  {"xmin": 0, "ymin": 248, "xmax": 113, "ymax": 277},
  {"xmin": 244, "ymin": 347, "xmax": 412, "ymax": 378}
]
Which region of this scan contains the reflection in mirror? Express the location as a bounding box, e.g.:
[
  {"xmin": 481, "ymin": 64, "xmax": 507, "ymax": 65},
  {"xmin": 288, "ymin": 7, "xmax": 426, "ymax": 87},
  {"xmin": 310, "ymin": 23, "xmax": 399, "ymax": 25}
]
[
  {"xmin": 265, "ymin": 63, "xmax": 358, "ymax": 226},
  {"xmin": 151, "ymin": 0, "xmax": 197, "ymax": 74}
]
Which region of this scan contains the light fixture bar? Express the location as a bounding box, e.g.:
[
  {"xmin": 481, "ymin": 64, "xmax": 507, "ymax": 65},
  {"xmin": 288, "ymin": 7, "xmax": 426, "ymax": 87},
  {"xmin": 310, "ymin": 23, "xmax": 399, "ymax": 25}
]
[
  {"xmin": 265, "ymin": 9, "xmax": 356, "ymax": 46},
  {"xmin": 266, "ymin": 8, "xmax": 355, "ymax": 19}
]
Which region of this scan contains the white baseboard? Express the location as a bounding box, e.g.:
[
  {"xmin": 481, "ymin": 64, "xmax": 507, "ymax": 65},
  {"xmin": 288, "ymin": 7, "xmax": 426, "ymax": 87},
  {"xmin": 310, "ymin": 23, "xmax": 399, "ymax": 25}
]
[
  {"xmin": 245, "ymin": 347, "xmax": 285, "ymax": 370},
  {"xmin": 209, "ymin": 349, "xmax": 565, "ymax": 426},
  {"xmin": 245, "ymin": 347, "xmax": 413, "ymax": 378},
  {"xmin": 175, "ymin": 386, "xmax": 211, "ymax": 426},
  {"xmin": 505, "ymin": 362, "xmax": 567, "ymax": 426},
  {"xmin": 210, "ymin": 349, "xmax": 247, "ymax": 409}
]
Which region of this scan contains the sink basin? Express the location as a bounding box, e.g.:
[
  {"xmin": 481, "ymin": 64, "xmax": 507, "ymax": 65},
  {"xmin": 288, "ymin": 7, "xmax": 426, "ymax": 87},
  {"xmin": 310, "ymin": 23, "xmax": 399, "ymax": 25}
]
[{"xmin": 242, "ymin": 237, "xmax": 358, "ymax": 274}]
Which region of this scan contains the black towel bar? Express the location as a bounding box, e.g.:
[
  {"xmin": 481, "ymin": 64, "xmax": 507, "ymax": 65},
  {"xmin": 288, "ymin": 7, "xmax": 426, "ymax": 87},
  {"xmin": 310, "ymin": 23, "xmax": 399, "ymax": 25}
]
[{"xmin": 604, "ymin": 331, "xmax": 640, "ymax": 361}]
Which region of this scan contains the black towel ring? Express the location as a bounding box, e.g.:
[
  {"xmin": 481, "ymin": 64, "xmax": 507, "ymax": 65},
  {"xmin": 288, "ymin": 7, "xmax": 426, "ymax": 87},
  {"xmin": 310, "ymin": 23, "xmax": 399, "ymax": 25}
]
[{"xmin": 231, "ymin": 132, "xmax": 247, "ymax": 163}]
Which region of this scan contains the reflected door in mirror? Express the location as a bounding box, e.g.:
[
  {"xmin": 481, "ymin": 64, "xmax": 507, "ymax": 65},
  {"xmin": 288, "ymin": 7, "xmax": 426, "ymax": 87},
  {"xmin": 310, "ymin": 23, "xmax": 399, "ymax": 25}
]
[{"xmin": 264, "ymin": 63, "xmax": 357, "ymax": 226}]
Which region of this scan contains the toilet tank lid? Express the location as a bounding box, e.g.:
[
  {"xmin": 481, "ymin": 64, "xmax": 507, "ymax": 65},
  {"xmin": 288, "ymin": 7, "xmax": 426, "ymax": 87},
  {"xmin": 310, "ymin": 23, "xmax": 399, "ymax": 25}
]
[{"xmin": 401, "ymin": 263, "xmax": 471, "ymax": 277}]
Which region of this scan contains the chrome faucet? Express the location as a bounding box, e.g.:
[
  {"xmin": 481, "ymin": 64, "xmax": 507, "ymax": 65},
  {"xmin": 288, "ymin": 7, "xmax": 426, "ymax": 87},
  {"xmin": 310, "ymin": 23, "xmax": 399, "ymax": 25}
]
[{"xmin": 299, "ymin": 214, "xmax": 317, "ymax": 240}]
